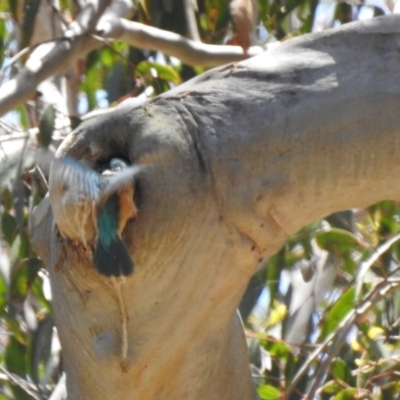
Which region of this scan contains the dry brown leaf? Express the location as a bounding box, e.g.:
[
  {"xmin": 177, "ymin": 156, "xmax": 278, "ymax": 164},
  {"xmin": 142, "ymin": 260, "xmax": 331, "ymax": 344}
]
[{"xmin": 230, "ymin": 0, "xmax": 258, "ymax": 57}]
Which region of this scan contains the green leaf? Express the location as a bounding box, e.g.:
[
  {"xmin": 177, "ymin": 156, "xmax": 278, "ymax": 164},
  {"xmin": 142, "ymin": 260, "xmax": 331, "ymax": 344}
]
[
  {"xmin": 16, "ymin": 105, "xmax": 29, "ymax": 129},
  {"xmin": 1, "ymin": 0, "xmax": 10, "ymax": 12},
  {"xmin": 321, "ymin": 380, "xmax": 342, "ymax": 394},
  {"xmin": 0, "ymin": 271, "xmax": 8, "ymax": 317},
  {"xmin": 381, "ymin": 382, "xmax": 400, "ymax": 399},
  {"xmin": 265, "ymin": 250, "xmax": 284, "ymax": 307},
  {"xmin": 5, "ymin": 336, "xmax": 27, "ymax": 375},
  {"xmin": 38, "ymin": 105, "xmax": 56, "ymax": 147},
  {"xmin": 4, "ymin": 336, "xmax": 32, "ymax": 400},
  {"xmin": 31, "ymin": 275, "xmax": 52, "ymax": 313},
  {"xmin": 320, "ymin": 287, "xmax": 355, "ymax": 340},
  {"xmin": 12, "ymin": 177, "xmax": 25, "ymax": 230},
  {"xmin": 28, "ymin": 316, "xmax": 54, "ymax": 385},
  {"xmin": 70, "ymin": 116, "xmax": 82, "ymax": 130},
  {"xmin": 10, "ymin": 231, "xmax": 30, "ymax": 263},
  {"xmin": 100, "ymin": 47, "xmax": 115, "ymax": 67},
  {"xmin": 136, "ymin": 61, "xmax": 181, "ymax": 85},
  {"xmin": 151, "ymin": 77, "xmax": 171, "ymax": 95},
  {"xmin": 6, "ymin": 318, "xmax": 29, "ymax": 343},
  {"xmin": 257, "ymin": 384, "xmax": 282, "ymax": 400},
  {"xmin": 331, "ymin": 359, "xmax": 350, "ymax": 382},
  {"xmin": 333, "ymin": 388, "xmax": 358, "ymax": 400},
  {"xmin": 1, "ymin": 186, "xmax": 13, "ymax": 211},
  {"xmin": 10, "ymin": 258, "xmax": 42, "ymax": 302},
  {"xmin": 0, "ymin": 19, "xmax": 6, "ymax": 67},
  {"xmin": 341, "ymin": 256, "xmax": 358, "ymax": 276},
  {"xmin": 315, "ymin": 228, "xmax": 364, "ymax": 255},
  {"xmin": 81, "ymin": 59, "xmax": 102, "ymax": 110},
  {"xmin": 20, "ymin": 0, "xmax": 41, "ymax": 50},
  {"xmin": 263, "ymin": 339, "xmax": 292, "ymax": 360},
  {"xmin": 1, "ymin": 212, "xmax": 17, "ymax": 245}
]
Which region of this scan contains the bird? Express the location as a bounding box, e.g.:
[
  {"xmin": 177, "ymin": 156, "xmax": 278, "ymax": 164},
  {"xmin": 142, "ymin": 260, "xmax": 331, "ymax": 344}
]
[
  {"xmin": 93, "ymin": 159, "xmax": 138, "ymax": 277},
  {"xmin": 49, "ymin": 156, "xmax": 141, "ymax": 277}
]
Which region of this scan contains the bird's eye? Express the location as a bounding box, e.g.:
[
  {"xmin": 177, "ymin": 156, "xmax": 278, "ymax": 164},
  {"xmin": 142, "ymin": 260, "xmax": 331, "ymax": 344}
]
[{"xmin": 110, "ymin": 158, "xmax": 128, "ymax": 172}]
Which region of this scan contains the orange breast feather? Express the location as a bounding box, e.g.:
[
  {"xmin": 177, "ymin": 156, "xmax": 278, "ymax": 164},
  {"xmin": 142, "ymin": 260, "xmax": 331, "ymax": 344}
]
[{"xmin": 116, "ymin": 183, "xmax": 137, "ymax": 237}]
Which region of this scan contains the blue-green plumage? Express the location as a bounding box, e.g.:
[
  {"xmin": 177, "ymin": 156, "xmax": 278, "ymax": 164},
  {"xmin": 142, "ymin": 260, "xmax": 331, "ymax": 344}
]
[
  {"xmin": 93, "ymin": 193, "xmax": 134, "ymax": 277},
  {"xmin": 52, "ymin": 156, "xmax": 138, "ymax": 277},
  {"xmin": 97, "ymin": 194, "xmax": 120, "ymax": 247}
]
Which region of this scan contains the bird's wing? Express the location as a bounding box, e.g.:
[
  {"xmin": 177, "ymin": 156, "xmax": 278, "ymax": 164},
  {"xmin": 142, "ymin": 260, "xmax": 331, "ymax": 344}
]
[
  {"xmin": 99, "ymin": 165, "xmax": 144, "ymax": 203},
  {"xmin": 50, "ymin": 156, "xmax": 148, "ymax": 209},
  {"xmin": 50, "ymin": 156, "xmax": 103, "ymax": 202}
]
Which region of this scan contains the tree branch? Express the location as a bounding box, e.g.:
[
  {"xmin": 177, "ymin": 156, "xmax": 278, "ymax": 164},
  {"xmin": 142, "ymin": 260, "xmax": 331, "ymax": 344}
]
[
  {"xmin": 0, "ymin": 5, "xmax": 264, "ymax": 118},
  {"xmin": 0, "ymin": 0, "xmax": 111, "ymax": 117},
  {"xmin": 183, "ymin": 0, "xmax": 201, "ymax": 42},
  {"xmin": 32, "ymin": 15, "xmax": 400, "ymax": 400},
  {"xmin": 114, "ymin": 19, "xmax": 263, "ymax": 67}
]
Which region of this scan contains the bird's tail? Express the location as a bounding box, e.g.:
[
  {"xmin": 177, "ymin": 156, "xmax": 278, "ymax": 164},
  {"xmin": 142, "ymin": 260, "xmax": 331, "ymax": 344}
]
[{"xmin": 93, "ymin": 236, "xmax": 134, "ymax": 277}]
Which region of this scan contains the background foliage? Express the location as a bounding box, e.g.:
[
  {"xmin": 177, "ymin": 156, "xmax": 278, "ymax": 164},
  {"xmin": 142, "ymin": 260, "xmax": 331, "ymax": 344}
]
[{"xmin": 0, "ymin": 0, "xmax": 399, "ymax": 399}]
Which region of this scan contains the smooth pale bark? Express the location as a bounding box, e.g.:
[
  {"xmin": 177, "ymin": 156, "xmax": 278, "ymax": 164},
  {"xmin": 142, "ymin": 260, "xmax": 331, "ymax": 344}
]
[{"xmin": 33, "ymin": 15, "xmax": 400, "ymax": 400}]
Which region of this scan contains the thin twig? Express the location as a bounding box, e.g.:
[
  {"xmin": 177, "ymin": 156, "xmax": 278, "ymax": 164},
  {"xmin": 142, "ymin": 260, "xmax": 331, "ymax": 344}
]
[
  {"xmin": 183, "ymin": 0, "xmax": 201, "ymax": 42},
  {"xmin": 2, "ymin": 33, "xmax": 90, "ymax": 70},
  {"xmin": 111, "ymin": 277, "xmax": 129, "ymax": 361},
  {"xmin": 0, "ymin": 119, "xmax": 25, "ymax": 134},
  {"xmin": 0, "ymin": 133, "xmax": 29, "ymax": 143},
  {"xmin": 90, "ymin": 33, "xmax": 137, "ymax": 70},
  {"xmin": 356, "ymin": 232, "xmax": 400, "ymax": 300},
  {"xmin": 0, "ymin": 0, "xmax": 112, "ymax": 117},
  {"xmin": 45, "ymin": 0, "xmax": 70, "ymax": 28},
  {"xmin": 0, "ymin": 365, "xmax": 40, "ymax": 400}
]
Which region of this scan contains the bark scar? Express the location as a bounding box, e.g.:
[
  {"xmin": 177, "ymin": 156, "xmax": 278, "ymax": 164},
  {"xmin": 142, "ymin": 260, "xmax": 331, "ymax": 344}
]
[
  {"xmin": 267, "ymin": 207, "xmax": 289, "ymax": 238},
  {"xmin": 111, "ymin": 277, "xmax": 129, "ymax": 370}
]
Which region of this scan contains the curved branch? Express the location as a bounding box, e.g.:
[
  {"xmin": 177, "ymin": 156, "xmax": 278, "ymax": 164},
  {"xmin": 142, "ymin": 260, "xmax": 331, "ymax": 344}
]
[
  {"xmin": 0, "ymin": 8, "xmax": 264, "ymax": 118},
  {"xmin": 115, "ymin": 19, "xmax": 263, "ymax": 67},
  {"xmin": 0, "ymin": 0, "xmax": 112, "ymax": 117}
]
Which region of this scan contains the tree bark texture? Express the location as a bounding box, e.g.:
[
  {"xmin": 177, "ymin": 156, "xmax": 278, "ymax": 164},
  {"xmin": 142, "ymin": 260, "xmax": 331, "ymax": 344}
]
[{"xmin": 33, "ymin": 15, "xmax": 400, "ymax": 400}]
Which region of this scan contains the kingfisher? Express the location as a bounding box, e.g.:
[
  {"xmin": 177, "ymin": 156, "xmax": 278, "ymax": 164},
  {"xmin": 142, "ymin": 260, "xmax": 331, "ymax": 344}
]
[{"xmin": 49, "ymin": 156, "xmax": 142, "ymax": 277}]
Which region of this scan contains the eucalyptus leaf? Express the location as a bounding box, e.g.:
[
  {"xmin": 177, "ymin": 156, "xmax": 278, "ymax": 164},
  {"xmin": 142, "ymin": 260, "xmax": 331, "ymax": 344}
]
[
  {"xmin": 0, "ymin": 19, "xmax": 6, "ymax": 67},
  {"xmin": 320, "ymin": 287, "xmax": 355, "ymax": 340},
  {"xmin": 320, "ymin": 380, "xmax": 342, "ymax": 394},
  {"xmin": 315, "ymin": 228, "xmax": 364, "ymax": 255},
  {"xmin": 1, "ymin": 186, "xmax": 13, "ymax": 211},
  {"xmin": 1, "ymin": 212, "xmax": 17, "ymax": 245},
  {"xmin": 20, "ymin": 0, "xmax": 41, "ymax": 50},
  {"xmin": 28, "ymin": 316, "xmax": 54, "ymax": 386},
  {"xmin": 257, "ymin": 384, "xmax": 282, "ymax": 400},
  {"xmin": 331, "ymin": 359, "xmax": 350, "ymax": 382},
  {"xmin": 333, "ymin": 388, "xmax": 358, "ymax": 400},
  {"xmin": 4, "ymin": 337, "xmax": 30, "ymax": 400},
  {"xmin": 10, "ymin": 258, "xmax": 42, "ymax": 302},
  {"xmin": 38, "ymin": 106, "xmax": 56, "ymax": 148},
  {"xmin": 136, "ymin": 61, "xmax": 181, "ymax": 85}
]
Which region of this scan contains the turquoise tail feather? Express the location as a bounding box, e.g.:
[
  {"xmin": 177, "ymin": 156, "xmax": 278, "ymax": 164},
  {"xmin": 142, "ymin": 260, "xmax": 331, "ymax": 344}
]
[
  {"xmin": 93, "ymin": 235, "xmax": 134, "ymax": 277},
  {"xmin": 94, "ymin": 193, "xmax": 134, "ymax": 277}
]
